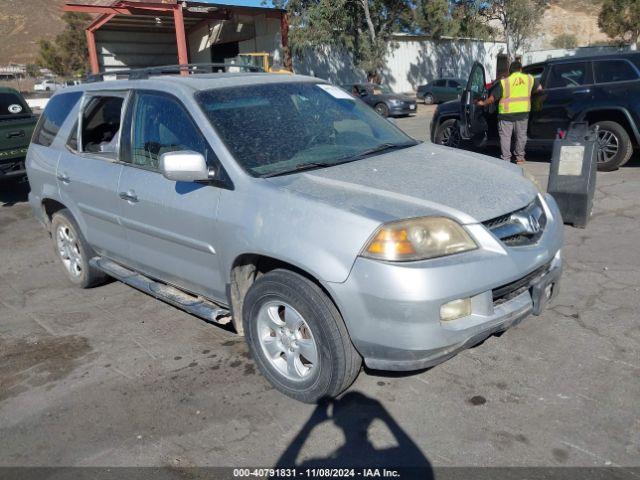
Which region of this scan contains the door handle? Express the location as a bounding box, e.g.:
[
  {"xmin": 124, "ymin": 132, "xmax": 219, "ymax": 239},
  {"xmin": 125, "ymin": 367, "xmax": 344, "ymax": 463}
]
[
  {"xmin": 573, "ymin": 88, "xmax": 591, "ymax": 94},
  {"xmin": 57, "ymin": 173, "xmax": 71, "ymax": 184},
  {"xmin": 119, "ymin": 191, "xmax": 138, "ymax": 203},
  {"xmin": 7, "ymin": 130, "xmax": 25, "ymax": 139}
]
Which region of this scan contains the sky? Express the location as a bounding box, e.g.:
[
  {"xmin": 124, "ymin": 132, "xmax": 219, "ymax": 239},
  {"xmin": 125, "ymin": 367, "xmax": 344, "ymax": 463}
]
[{"xmin": 201, "ymin": 0, "xmax": 272, "ymax": 7}]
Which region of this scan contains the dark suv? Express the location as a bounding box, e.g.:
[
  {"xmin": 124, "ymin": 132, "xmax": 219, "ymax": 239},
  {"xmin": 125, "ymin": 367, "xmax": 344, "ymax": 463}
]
[{"xmin": 431, "ymin": 52, "xmax": 640, "ymax": 171}]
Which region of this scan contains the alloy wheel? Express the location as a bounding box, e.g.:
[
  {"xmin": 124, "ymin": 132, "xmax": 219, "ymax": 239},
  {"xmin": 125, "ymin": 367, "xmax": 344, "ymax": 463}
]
[
  {"xmin": 56, "ymin": 224, "xmax": 83, "ymax": 277},
  {"xmin": 256, "ymin": 301, "xmax": 319, "ymax": 382},
  {"xmin": 442, "ymin": 123, "xmax": 461, "ymax": 148},
  {"xmin": 596, "ymin": 129, "xmax": 619, "ymax": 164}
]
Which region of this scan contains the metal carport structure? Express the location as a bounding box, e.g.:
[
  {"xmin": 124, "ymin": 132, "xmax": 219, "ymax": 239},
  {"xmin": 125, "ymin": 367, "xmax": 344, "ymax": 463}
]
[{"xmin": 63, "ymin": 0, "xmax": 290, "ymax": 74}]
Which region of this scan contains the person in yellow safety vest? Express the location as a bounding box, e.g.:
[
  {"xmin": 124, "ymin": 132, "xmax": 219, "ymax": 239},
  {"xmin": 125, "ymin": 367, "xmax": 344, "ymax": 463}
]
[{"xmin": 477, "ymin": 61, "xmax": 542, "ymax": 164}]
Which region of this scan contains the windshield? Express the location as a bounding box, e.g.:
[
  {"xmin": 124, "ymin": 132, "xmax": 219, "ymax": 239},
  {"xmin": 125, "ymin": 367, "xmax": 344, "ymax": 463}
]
[
  {"xmin": 372, "ymin": 84, "xmax": 392, "ymax": 95},
  {"xmin": 196, "ymin": 82, "xmax": 416, "ymax": 177},
  {"xmin": 0, "ymin": 92, "xmax": 30, "ymax": 118}
]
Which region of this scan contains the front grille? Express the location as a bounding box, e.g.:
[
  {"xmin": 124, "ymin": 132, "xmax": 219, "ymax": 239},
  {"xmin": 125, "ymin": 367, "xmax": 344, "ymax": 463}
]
[
  {"xmin": 492, "ymin": 261, "xmax": 551, "ymax": 305},
  {"xmin": 483, "ymin": 197, "xmax": 547, "ymax": 247}
]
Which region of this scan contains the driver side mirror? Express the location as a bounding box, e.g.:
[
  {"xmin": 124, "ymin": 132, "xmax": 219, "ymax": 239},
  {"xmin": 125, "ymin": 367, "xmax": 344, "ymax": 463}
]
[{"xmin": 160, "ymin": 150, "xmax": 213, "ymax": 182}]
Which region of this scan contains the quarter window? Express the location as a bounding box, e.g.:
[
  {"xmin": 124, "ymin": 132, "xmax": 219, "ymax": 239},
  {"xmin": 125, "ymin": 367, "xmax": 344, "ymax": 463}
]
[
  {"xmin": 546, "ymin": 63, "xmax": 590, "ymax": 89},
  {"xmin": 129, "ymin": 92, "xmax": 214, "ymax": 170},
  {"xmin": 594, "ymin": 60, "xmax": 638, "ymax": 84},
  {"xmin": 81, "ymin": 95, "xmax": 124, "ymax": 156},
  {"xmin": 33, "ymin": 92, "xmax": 82, "ymax": 147}
]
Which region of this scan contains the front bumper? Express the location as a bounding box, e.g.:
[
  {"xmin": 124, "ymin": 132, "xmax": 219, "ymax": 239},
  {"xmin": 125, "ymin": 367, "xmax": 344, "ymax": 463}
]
[
  {"xmin": 325, "ymin": 193, "xmax": 564, "ymax": 371},
  {"xmin": 389, "ymin": 104, "xmax": 417, "ymax": 116}
]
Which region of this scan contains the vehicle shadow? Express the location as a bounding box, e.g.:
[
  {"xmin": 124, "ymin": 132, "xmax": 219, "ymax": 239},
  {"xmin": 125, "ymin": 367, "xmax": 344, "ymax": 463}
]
[
  {"xmin": 272, "ymin": 391, "xmax": 433, "ymax": 477},
  {"xmin": 0, "ymin": 178, "xmax": 30, "ymax": 207}
]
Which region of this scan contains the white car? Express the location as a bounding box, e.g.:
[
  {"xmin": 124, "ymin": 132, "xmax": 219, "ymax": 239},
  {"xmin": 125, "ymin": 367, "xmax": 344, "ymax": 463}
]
[{"xmin": 34, "ymin": 80, "xmax": 62, "ymax": 92}]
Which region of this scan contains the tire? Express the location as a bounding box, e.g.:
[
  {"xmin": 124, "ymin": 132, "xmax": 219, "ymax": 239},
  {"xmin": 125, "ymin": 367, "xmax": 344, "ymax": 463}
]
[
  {"xmin": 374, "ymin": 103, "xmax": 390, "ymax": 117},
  {"xmin": 592, "ymin": 121, "xmax": 633, "ymax": 172},
  {"xmin": 423, "ymin": 93, "xmax": 434, "ymax": 105},
  {"xmin": 434, "ymin": 118, "xmax": 462, "ymax": 148},
  {"xmin": 50, "ymin": 209, "xmax": 106, "ymax": 288},
  {"xmin": 243, "ymin": 269, "xmax": 361, "ymax": 403}
]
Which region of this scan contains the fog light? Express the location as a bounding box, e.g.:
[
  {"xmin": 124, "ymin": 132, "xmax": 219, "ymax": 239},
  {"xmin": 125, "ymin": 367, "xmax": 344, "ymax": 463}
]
[{"xmin": 440, "ymin": 298, "xmax": 472, "ymax": 322}]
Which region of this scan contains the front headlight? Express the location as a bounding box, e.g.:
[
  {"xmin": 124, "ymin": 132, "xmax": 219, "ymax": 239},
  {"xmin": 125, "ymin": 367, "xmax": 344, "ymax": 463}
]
[
  {"xmin": 523, "ymin": 169, "xmax": 543, "ymax": 193},
  {"xmin": 361, "ymin": 217, "xmax": 478, "ymax": 262}
]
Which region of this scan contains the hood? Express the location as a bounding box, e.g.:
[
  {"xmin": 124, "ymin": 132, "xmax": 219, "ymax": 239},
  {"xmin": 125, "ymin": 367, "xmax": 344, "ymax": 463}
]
[
  {"xmin": 435, "ymin": 99, "xmax": 459, "ymax": 114},
  {"xmin": 383, "ymin": 94, "xmax": 415, "ymax": 102},
  {"xmin": 271, "ymin": 143, "xmax": 538, "ymax": 224}
]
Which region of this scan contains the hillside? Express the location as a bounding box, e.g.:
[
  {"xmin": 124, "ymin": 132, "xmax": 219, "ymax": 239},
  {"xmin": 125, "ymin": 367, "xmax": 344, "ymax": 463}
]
[
  {"xmin": 531, "ymin": 0, "xmax": 609, "ymax": 50},
  {"xmin": 0, "ymin": 0, "xmax": 68, "ymax": 65},
  {"xmin": 0, "ymin": 0, "xmax": 612, "ymax": 66}
]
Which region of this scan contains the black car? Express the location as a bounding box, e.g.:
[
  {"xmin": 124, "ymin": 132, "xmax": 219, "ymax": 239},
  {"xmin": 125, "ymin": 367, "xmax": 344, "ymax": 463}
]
[
  {"xmin": 342, "ymin": 83, "xmax": 417, "ymax": 117},
  {"xmin": 0, "ymin": 87, "xmax": 37, "ymax": 181},
  {"xmin": 431, "ymin": 53, "xmax": 640, "ymax": 171},
  {"xmin": 417, "ymin": 78, "xmax": 465, "ymax": 104}
]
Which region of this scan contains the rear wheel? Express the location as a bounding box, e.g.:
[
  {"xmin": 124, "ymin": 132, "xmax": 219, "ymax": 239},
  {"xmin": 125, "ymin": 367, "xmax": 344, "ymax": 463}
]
[
  {"xmin": 51, "ymin": 209, "xmax": 106, "ymax": 288},
  {"xmin": 243, "ymin": 269, "xmax": 361, "ymax": 403},
  {"xmin": 423, "ymin": 93, "xmax": 434, "ymax": 105},
  {"xmin": 592, "ymin": 121, "xmax": 633, "ymax": 171},
  {"xmin": 374, "ymin": 103, "xmax": 390, "ymax": 117},
  {"xmin": 434, "ymin": 118, "xmax": 461, "ymax": 148}
]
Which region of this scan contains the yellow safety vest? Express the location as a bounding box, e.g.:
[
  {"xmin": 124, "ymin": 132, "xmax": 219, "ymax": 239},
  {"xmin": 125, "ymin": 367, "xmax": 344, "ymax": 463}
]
[{"xmin": 498, "ymin": 72, "xmax": 534, "ymax": 115}]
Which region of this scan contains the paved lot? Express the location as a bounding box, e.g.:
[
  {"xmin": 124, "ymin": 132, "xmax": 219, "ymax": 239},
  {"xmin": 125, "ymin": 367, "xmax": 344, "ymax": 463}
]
[{"xmin": 1, "ymin": 106, "xmax": 639, "ymax": 469}]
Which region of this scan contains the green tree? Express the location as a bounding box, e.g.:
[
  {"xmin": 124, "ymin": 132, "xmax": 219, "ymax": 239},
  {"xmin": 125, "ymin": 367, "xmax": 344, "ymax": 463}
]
[
  {"xmin": 270, "ymin": 0, "xmax": 413, "ymax": 82},
  {"xmin": 37, "ymin": 12, "xmax": 90, "ymax": 77},
  {"xmin": 25, "ymin": 64, "xmax": 40, "ymax": 78},
  {"xmin": 551, "ymin": 33, "xmax": 577, "ymax": 49},
  {"xmin": 598, "ymin": 0, "xmax": 640, "ymax": 46},
  {"xmin": 416, "ymin": 0, "xmax": 493, "ymax": 40},
  {"xmin": 482, "ymin": 0, "xmax": 547, "ymax": 61}
]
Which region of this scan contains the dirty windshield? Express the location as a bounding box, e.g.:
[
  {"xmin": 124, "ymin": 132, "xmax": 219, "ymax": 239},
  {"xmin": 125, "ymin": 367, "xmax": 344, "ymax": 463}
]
[{"xmin": 196, "ymin": 82, "xmax": 416, "ymax": 177}]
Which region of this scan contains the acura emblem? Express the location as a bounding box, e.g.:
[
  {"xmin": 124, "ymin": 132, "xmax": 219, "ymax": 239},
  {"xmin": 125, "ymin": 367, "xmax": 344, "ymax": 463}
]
[{"xmin": 510, "ymin": 211, "xmax": 541, "ymax": 235}]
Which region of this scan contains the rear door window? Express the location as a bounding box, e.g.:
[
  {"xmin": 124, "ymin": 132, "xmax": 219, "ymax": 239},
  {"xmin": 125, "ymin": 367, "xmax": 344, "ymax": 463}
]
[
  {"xmin": 446, "ymin": 80, "xmax": 460, "ymax": 88},
  {"xmin": 80, "ymin": 95, "xmax": 125, "ymax": 157},
  {"xmin": 33, "ymin": 91, "xmax": 82, "ymax": 147},
  {"xmin": 594, "ymin": 60, "xmax": 639, "ymax": 84},
  {"xmin": 546, "ymin": 62, "xmax": 591, "ymax": 89}
]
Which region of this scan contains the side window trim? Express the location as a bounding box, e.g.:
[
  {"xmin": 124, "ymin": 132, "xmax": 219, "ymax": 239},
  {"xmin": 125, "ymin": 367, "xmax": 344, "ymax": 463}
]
[
  {"xmin": 592, "ymin": 59, "xmax": 640, "ymax": 85},
  {"xmin": 124, "ymin": 89, "xmax": 220, "ymax": 171},
  {"xmin": 544, "ymin": 62, "xmax": 593, "ymax": 91},
  {"xmin": 76, "ymin": 90, "xmax": 130, "ymax": 162},
  {"xmin": 120, "ymin": 89, "xmax": 232, "ymax": 189}
]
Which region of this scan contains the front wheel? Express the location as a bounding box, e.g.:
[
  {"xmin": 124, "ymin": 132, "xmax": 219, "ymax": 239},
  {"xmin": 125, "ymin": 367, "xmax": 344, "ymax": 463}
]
[
  {"xmin": 434, "ymin": 118, "xmax": 462, "ymax": 148},
  {"xmin": 592, "ymin": 121, "xmax": 633, "ymax": 171},
  {"xmin": 243, "ymin": 269, "xmax": 361, "ymax": 403},
  {"xmin": 374, "ymin": 103, "xmax": 390, "ymax": 117},
  {"xmin": 423, "ymin": 93, "xmax": 434, "ymax": 105}
]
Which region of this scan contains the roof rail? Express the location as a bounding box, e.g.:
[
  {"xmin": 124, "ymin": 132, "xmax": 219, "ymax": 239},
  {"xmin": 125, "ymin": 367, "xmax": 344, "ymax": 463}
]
[{"xmin": 85, "ymin": 63, "xmax": 264, "ymax": 83}]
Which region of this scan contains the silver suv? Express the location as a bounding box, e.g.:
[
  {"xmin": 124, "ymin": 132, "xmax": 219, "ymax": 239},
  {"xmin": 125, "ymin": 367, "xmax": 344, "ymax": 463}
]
[{"xmin": 26, "ymin": 71, "xmax": 563, "ymax": 402}]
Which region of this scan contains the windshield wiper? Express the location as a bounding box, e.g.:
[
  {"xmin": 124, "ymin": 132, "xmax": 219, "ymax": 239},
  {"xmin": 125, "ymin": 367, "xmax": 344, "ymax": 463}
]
[
  {"xmin": 335, "ymin": 141, "xmax": 418, "ymax": 163},
  {"xmin": 262, "ymin": 142, "xmax": 418, "ymax": 178},
  {"xmin": 263, "ymin": 161, "xmax": 334, "ymax": 178}
]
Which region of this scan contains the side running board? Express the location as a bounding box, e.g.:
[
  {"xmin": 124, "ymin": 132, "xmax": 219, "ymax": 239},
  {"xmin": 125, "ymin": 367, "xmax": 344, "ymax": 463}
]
[{"xmin": 90, "ymin": 257, "xmax": 231, "ymax": 325}]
